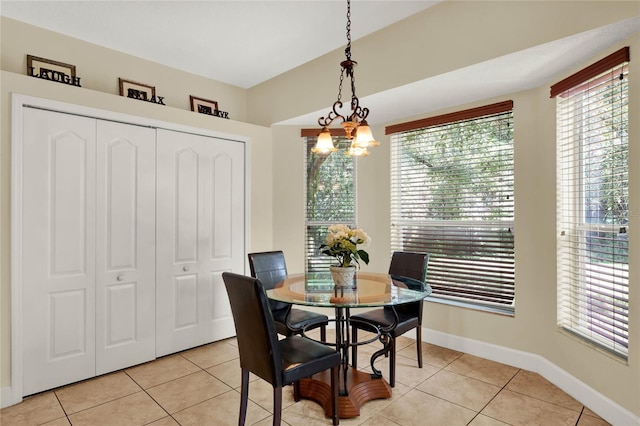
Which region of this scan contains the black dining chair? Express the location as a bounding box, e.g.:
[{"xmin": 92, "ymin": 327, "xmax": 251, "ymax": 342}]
[
  {"xmin": 248, "ymin": 251, "xmax": 329, "ymax": 341},
  {"xmin": 350, "ymin": 251, "xmax": 429, "ymax": 387},
  {"xmin": 222, "ymin": 272, "xmax": 340, "ymax": 426}
]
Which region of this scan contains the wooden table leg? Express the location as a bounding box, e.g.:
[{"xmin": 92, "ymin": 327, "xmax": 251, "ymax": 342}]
[{"xmin": 298, "ymin": 367, "xmax": 392, "ymax": 419}]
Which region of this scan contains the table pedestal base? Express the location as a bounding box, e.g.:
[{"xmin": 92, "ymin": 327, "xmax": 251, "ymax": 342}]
[{"xmin": 298, "ymin": 368, "xmax": 392, "ymax": 419}]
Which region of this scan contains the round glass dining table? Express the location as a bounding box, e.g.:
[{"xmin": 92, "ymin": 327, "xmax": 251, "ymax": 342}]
[{"xmin": 267, "ymin": 271, "xmax": 431, "ymax": 418}]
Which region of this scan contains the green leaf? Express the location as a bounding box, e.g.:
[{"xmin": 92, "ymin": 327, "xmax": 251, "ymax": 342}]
[{"xmin": 358, "ymin": 250, "xmax": 369, "ymax": 264}]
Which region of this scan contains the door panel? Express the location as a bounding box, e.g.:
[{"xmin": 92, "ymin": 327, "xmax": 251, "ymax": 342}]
[
  {"xmin": 22, "ymin": 108, "xmax": 97, "ymax": 395},
  {"xmin": 104, "ymin": 282, "xmax": 136, "ymax": 345},
  {"xmin": 156, "ymin": 130, "xmax": 243, "ymax": 356},
  {"xmin": 95, "ymin": 121, "xmax": 156, "ymax": 375},
  {"xmin": 175, "ymin": 149, "xmax": 199, "ymax": 262},
  {"xmin": 211, "ymin": 153, "xmax": 233, "ymax": 259},
  {"xmin": 50, "ymin": 134, "xmax": 89, "ymax": 275},
  {"xmin": 49, "ymin": 290, "xmax": 89, "ymax": 359},
  {"xmin": 174, "ymin": 274, "xmax": 198, "ymax": 329}
]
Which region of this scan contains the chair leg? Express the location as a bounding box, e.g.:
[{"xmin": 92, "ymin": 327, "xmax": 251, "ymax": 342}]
[
  {"xmin": 351, "ymin": 326, "xmax": 358, "ymax": 369},
  {"xmin": 273, "ymin": 386, "xmax": 282, "ymax": 426},
  {"xmin": 239, "ymin": 368, "xmax": 249, "ymax": 426},
  {"xmin": 389, "ymin": 338, "xmax": 396, "ymax": 388},
  {"xmin": 320, "ymin": 325, "xmax": 327, "ymax": 342},
  {"xmin": 293, "ymin": 380, "xmax": 301, "ymax": 401},
  {"xmin": 331, "ymin": 365, "xmax": 340, "ymax": 425},
  {"xmin": 416, "ymin": 326, "xmax": 423, "ymax": 368}
]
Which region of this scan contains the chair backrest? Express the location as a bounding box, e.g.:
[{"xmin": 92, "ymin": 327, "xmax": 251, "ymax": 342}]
[
  {"xmin": 222, "ymin": 272, "xmax": 282, "ymax": 387},
  {"xmin": 248, "ymin": 251, "xmax": 291, "ymax": 313},
  {"xmin": 387, "ymin": 251, "xmax": 429, "ymax": 316},
  {"xmin": 388, "ymin": 251, "xmax": 429, "ymax": 283}
]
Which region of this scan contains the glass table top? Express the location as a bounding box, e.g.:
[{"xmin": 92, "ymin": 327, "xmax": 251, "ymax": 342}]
[{"xmin": 266, "ymin": 271, "xmax": 432, "ymax": 308}]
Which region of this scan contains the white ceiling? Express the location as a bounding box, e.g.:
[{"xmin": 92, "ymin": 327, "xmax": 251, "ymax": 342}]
[
  {"xmin": 0, "ymin": 0, "xmax": 439, "ymax": 88},
  {"xmin": 2, "ymin": 1, "xmax": 638, "ymax": 126}
]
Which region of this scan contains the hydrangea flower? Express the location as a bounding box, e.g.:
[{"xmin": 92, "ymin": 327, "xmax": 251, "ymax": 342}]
[{"xmin": 320, "ymin": 225, "xmax": 370, "ymax": 267}]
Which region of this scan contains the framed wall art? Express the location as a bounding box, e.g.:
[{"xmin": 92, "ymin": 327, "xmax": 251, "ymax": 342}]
[
  {"xmin": 119, "ymin": 78, "xmax": 155, "ymax": 100},
  {"xmin": 27, "ymin": 55, "xmax": 81, "ymax": 87},
  {"xmin": 119, "ymin": 78, "xmax": 165, "ymax": 105},
  {"xmin": 190, "ymin": 95, "xmax": 229, "ymax": 119},
  {"xmin": 190, "ymin": 95, "xmax": 218, "ymax": 114}
]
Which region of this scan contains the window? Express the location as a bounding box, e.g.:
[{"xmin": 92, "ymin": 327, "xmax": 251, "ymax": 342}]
[
  {"xmin": 553, "ymin": 47, "xmax": 629, "ymax": 358},
  {"xmin": 386, "ymin": 101, "xmax": 515, "ymax": 314},
  {"xmin": 304, "ymin": 132, "xmax": 356, "ymax": 272}
]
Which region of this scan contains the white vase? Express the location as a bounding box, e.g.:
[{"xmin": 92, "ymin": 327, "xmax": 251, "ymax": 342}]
[{"xmin": 330, "ymin": 265, "xmax": 357, "ymax": 288}]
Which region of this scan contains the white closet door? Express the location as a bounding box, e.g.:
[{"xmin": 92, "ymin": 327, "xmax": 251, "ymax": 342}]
[
  {"xmin": 156, "ymin": 129, "xmax": 244, "ymax": 356},
  {"xmin": 21, "ymin": 108, "xmax": 97, "ymax": 395},
  {"xmin": 95, "ymin": 121, "xmax": 156, "ymax": 375}
]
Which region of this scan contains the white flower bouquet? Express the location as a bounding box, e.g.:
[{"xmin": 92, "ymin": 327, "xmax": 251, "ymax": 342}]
[{"xmin": 319, "ymin": 224, "xmax": 370, "ymax": 268}]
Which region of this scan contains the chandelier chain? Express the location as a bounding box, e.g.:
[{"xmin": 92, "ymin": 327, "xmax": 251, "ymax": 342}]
[
  {"xmin": 345, "ymin": 0, "xmax": 352, "ymax": 61},
  {"xmin": 337, "ymin": 68, "xmax": 345, "ymax": 102}
]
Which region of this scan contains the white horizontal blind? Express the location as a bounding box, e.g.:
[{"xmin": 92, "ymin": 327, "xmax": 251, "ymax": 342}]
[
  {"xmin": 304, "ymin": 136, "xmax": 356, "ymax": 272},
  {"xmin": 555, "ymin": 49, "xmax": 629, "ymax": 358},
  {"xmin": 389, "ymin": 104, "xmax": 514, "ymax": 311}
]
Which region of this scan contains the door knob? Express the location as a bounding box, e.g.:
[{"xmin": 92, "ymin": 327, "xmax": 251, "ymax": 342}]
[
  {"xmin": 183, "ymin": 266, "xmax": 190, "ymax": 272},
  {"xmin": 117, "ymin": 274, "xmax": 124, "ymax": 281}
]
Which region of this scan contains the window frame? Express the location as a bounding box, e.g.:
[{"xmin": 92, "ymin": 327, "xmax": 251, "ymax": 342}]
[
  {"xmin": 303, "ymin": 131, "xmax": 357, "ymax": 273},
  {"xmin": 386, "ymin": 101, "xmax": 515, "ymax": 315},
  {"xmin": 553, "ymin": 47, "xmax": 630, "ymax": 359}
]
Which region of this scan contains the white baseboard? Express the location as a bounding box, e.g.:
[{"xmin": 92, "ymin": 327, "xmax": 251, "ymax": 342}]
[
  {"xmin": 1, "ymin": 385, "xmax": 20, "ymax": 409},
  {"xmin": 422, "ymin": 327, "xmax": 639, "ymax": 426}
]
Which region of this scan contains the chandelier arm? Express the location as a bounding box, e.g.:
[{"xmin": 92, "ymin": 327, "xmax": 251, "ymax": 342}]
[
  {"xmin": 318, "ymin": 101, "xmax": 346, "ymax": 128},
  {"xmin": 351, "ymin": 105, "xmax": 369, "ymax": 122}
]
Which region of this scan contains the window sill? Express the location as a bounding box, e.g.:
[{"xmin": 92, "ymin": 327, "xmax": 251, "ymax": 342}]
[{"xmin": 424, "ymin": 296, "xmax": 515, "ymax": 317}]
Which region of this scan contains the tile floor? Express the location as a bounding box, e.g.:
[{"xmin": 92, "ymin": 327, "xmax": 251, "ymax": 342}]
[{"xmin": 1, "ymin": 330, "xmax": 610, "ymax": 426}]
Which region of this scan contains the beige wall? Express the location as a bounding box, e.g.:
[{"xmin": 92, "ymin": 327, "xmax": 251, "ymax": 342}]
[
  {"xmin": 271, "ymin": 35, "xmax": 640, "ymax": 419},
  {"xmin": 0, "ymin": 17, "xmax": 273, "ymax": 393}
]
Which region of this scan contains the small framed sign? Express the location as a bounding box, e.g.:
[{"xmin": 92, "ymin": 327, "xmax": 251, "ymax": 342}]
[
  {"xmin": 190, "ymin": 95, "xmax": 218, "ymax": 114},
  {"xmin": 119, "ymin": 78, "xmax": 155, "ymax": 100},
  {"xmin": 190, "ymin": 95, "xmax": 229, "ymax": 119},
  {"xmin": 119, "ymin": 78, "xmax": 165, "ymax": 105},
  {"xmin": 27, "ymin": 55, "xmax": 81, "ymax": 87}
]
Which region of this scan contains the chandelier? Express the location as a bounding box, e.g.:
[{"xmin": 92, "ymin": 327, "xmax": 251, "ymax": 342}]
[{"xmin": 311, "ymin": 0, "xmax": 379, "ymax": 157}]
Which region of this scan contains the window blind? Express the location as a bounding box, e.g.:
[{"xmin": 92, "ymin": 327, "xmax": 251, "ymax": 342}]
[
  {"xmin": 389, "ymin": 103, "xmax": 515, "ymax": 312},
  {"xmin": 304, "ymin": 136, "xmax": 356, "ymax": 272},
  {"xmin": 554, "ymin": 47, "xmax": 629, "ymax": 358}
]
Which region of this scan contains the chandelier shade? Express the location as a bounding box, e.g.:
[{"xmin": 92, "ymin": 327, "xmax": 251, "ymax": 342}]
[
  {"xmin": 353, "ymin": 120, "xmax": 379, "ymax": 149},
  {"xmin": 310, "ymin": 127, "xmax": 338, "ymax": 154}
]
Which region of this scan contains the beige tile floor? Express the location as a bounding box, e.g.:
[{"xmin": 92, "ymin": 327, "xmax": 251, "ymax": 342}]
[{"xmin": 1, "ymin": 330, "xmax": 610, "ymax": 426}]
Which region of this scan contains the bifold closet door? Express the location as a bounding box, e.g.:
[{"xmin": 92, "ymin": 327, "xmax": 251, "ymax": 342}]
[
  {"xmin": 20, "ymin": 108, "xmax": 157, "ymax": 395},
  {"xmin": 156, "ymin": 129, "xmax": 244, "ymax": 356},
  {"xmin": 21, "ymin": 108, "xmax": 97, "ymax": 395},
  {"xmin": 95, "ymin": 120, "xmax": 156, "ymax": 375}
]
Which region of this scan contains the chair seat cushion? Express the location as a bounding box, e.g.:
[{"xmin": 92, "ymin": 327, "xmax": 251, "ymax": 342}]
[
  {"xmin": 279, "ymin": 336, "xmax": 340, "ymax": 384},
  {"xmin": 350, "ymin": 308, "xmax": 420, "ymax": 337},
  {"xmin": 273, "ymin": 308, "xmax": 329, "ymax": 333}
]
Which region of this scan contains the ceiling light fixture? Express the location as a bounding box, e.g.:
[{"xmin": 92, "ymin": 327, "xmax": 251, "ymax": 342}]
[{"xmin": 311, "ymin": 0, "xmax": 379, "ymax": 157}]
